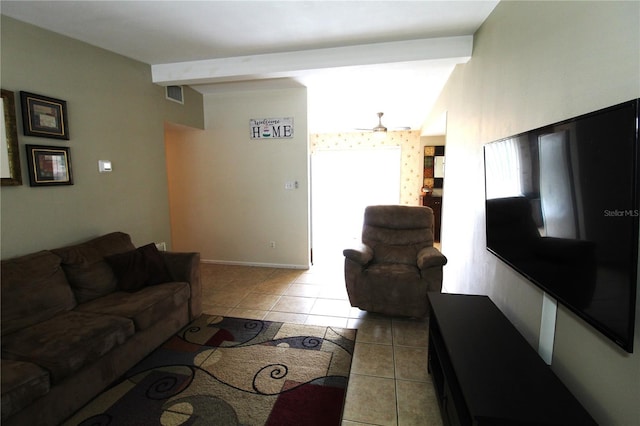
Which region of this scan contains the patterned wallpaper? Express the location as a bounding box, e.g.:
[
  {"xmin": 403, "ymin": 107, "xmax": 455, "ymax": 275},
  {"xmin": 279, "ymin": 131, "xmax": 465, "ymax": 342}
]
[{"xmin": 309, "ymin": 130, "xmax": 423, "ymax": 205}]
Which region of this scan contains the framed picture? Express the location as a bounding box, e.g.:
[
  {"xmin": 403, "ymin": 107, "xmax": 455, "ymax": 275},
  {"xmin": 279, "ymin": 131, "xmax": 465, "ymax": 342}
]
[
  {"xmin": 1, "ymin": 89, "xmax": 22, "ymax": 186},
  {"xmin": 25, "ymin": 145, "xmax": 73, "ymax": 186},
  {"xmin": 20, "ymin": 91, "xmax": 69, "ymax": 140}
]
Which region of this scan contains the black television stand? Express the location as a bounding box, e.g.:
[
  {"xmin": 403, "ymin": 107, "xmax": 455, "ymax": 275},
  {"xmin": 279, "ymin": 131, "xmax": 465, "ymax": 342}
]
[{"xmin": 427, "ymin": 292, "xmax": 597, "ymax": 426}]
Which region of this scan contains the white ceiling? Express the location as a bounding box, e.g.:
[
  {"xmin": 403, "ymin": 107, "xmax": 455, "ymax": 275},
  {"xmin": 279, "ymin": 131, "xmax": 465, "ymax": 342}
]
[{"xmin": 1, "ymin": 1, "xmax": 499, "ymax": 133}]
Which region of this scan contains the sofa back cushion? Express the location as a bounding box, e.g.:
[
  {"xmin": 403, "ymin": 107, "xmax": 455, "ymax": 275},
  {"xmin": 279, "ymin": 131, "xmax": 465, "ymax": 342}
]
[
  {"xmin": 105, "ymin": 243, "xmax": 173, "ymax": 292},
  {"xmin": 1, "ymin": 251, "xmax": 76, "ymax": 336},
  {"xmin": 51, "ymin": 232, "xmax": 135, "ymax": 303}
]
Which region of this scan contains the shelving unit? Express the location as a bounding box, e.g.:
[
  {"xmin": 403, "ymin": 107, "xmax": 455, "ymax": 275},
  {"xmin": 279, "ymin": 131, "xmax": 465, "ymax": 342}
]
[{"xmin": 422, "ymin": 145, "xmax": 444, "ymax": 241}]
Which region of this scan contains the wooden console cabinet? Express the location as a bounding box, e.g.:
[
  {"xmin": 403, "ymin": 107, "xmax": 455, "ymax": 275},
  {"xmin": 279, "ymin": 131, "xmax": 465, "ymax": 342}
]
[{"xmin": 427, "ymin": 293, "xmax": 597, "ymax": 426}]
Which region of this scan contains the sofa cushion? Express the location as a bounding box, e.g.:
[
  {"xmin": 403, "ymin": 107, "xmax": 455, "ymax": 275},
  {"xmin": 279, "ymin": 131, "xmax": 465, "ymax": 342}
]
[
  {"xmin": 105, "ymin": 243, "xmax": 173, "ymax": 292},
  {"xmin": 373, "ymin": 244, "xmax": 419, "ymax": 266},
  {"xmin": 366, "ymin": 263, "xmax": 422, "ymax": 281},
  {"xmin": 1, "ymin": 251, "xmax": 76, "ymax": 336},
  {"xmin": 364, "ymin": 263, "xmax": 427, "ymax": 316},
  {"xmin": 51, "ymin": 232, "xmax": 135, "ymax": 303},
  {"xmin": 76, "ymin": 282, "xmax": 190, "ymax": 331},
  {"xmin": 1, "ymin": 311, "xmax": 134, "ymax": 384},
  {"xmin": 1, "ymin": 359, "xmax": 50, "ymax": 421}
]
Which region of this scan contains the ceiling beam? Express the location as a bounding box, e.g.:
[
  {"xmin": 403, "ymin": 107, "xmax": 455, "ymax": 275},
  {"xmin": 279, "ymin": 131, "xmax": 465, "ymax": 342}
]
[{"xmin": 151, "ymin": 36, "xmax": 473, "ymax": 86}]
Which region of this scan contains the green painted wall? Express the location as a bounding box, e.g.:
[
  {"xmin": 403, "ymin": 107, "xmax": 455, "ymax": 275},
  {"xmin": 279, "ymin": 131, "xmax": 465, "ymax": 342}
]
[{"xmin": 1, "ymin": 16, "xmax": 204, "ymax": 258}]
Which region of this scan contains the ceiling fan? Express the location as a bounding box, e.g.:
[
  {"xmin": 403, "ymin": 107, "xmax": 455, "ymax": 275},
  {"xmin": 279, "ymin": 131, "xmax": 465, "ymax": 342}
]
[{"xmin": 356, "ymin": 112, "xmax": 411, "ymax": 133}]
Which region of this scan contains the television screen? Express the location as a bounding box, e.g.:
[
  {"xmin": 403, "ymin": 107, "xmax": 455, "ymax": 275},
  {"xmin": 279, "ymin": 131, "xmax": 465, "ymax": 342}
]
[{"xmin": 484, "ymin": 99, "xmax": 638, "ymax": 353}]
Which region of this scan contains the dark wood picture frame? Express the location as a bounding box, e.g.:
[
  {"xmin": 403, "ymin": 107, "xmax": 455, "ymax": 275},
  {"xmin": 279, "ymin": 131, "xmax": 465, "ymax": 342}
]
[
  {"xmin": 20, "ymin": 91, "xmax": 69, "ymax": 140},
  {"xmin": 26, "ymin": 144, "xmax": 73, "ymax": 186},
  {"xmin": 1, "ymin": 89, "xmax": 23, "ymax": 186}
]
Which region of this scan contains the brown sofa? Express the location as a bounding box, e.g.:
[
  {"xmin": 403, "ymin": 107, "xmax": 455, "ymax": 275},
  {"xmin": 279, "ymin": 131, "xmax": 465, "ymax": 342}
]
[{"xmin": 0, "ymin": 232, "xmax": 201, "ymax": 426}]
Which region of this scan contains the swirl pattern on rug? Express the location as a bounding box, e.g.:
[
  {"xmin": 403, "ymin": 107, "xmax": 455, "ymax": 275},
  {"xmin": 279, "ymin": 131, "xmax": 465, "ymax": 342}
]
[{"xmin": 65, "ymin": 315, "xmax": 356, "ymax": 426}]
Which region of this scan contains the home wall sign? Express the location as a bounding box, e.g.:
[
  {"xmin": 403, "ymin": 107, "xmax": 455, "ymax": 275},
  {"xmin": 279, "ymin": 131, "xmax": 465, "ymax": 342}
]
[{"xmin": 249, "ymin": 117, "xmax": 293, "ymax": 139}]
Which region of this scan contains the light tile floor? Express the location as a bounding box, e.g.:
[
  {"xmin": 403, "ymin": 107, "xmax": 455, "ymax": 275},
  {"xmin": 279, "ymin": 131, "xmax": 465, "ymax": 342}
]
[{"xmin": 199, "ymin": 256, "xmax": 443, "ymax": 426}]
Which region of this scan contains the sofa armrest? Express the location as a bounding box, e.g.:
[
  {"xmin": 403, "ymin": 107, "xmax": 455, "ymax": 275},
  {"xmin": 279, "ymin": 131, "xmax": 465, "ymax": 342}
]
[
  {"xmin": 161, "ymin": 252, "xmax": 201, "ymax": 320},
  {"xmin": 343, "ymin": 243, "xmax": 374, "ymax": 266},
  {"xmin": 417, "ymin": 246, "xmax": 447, "ymax": 270}
]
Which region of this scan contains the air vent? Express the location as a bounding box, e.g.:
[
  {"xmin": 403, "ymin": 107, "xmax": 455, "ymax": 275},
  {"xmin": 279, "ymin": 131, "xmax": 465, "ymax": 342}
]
[{"xmin": 165, "ymin": 85, "xmax": 184, "ymax": 104}]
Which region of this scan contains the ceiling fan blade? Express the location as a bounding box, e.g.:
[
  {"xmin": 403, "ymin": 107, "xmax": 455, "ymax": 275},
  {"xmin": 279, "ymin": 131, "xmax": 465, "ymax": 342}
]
[{"xmin": 353, "ymin": 113, "xmax": 411, "ymax": 132}]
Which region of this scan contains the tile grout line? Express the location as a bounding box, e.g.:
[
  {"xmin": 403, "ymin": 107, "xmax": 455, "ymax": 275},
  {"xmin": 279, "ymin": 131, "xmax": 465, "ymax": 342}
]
[
  {"xmin": 392, "ymin": 319, "xmax": 401, "ymax": 426},
  {"xmin": 200, "ymin": 264, "xmax": 436, "ymax": 425}
]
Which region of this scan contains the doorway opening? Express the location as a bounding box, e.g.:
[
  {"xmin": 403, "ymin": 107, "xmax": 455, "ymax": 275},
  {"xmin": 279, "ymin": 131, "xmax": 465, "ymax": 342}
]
[{"xmin": 310, "ymin": 147, "xmax": 401, "ymax": 265}]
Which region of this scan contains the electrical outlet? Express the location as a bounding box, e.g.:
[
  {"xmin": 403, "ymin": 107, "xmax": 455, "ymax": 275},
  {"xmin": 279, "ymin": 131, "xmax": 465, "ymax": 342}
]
[{"xmin": 269, "ymin": 241, "xmax": 276, "ymax": 248}]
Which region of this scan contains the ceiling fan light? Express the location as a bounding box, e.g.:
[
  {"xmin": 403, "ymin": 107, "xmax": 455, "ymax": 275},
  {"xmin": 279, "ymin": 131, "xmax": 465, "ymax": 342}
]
[{"xmin": 373, "ymin": 130, "xmax": 387, "ymax": 141}]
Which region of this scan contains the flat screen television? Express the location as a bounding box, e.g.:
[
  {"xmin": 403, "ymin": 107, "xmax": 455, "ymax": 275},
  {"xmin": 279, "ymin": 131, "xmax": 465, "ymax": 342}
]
[{"xmin": 484, "ymin": 99, "xmax": 639, "ymax": 353}]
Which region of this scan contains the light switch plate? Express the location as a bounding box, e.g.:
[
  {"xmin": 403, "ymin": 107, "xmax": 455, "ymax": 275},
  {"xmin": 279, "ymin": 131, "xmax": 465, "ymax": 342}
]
[{"xmin": 98, "ymin": 160, "xmax": 112, "ymax": 173}]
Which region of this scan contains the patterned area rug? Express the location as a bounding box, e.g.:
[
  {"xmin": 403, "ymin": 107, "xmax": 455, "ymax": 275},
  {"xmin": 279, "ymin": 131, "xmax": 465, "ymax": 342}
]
[{"xmin": 64, "ymin": 315, "xmax": 356, "ymax": 426}]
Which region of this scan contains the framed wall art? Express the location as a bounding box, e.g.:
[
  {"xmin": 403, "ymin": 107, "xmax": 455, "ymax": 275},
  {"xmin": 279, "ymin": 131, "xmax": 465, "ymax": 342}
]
[
  {"xmin": 20, "ymin": 91, "xmax": 69, "ymax": 140},
  {"xmin": 25, "ymin": 144, "xmax": 73, "ymax": 186},
  {"xmin": 1, "ymin": 89, "xmax": 23, "ymax": 186}
]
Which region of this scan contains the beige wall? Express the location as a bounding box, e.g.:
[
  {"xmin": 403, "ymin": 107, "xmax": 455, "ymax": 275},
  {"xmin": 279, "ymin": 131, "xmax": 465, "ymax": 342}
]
[
  {"xmin": 0, "ymin": 16, "xmax": 204, "ymax": 258},
  {"xmin": 166, "ymin": 88, "xmax": 309, "ymax": 268},
  {"xmin": 428, "ymin": 2, "xmax": 639, "ymax": 425},
  {"xmin": 309, "ymin": 130, "xmax": 423, "ymax": 205}
]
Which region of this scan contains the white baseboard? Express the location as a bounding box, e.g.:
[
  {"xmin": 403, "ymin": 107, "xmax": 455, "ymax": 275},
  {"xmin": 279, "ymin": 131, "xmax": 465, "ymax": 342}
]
[{"xmin": 201, "ymin": 259, "xmax": 309, "ymax": 270}]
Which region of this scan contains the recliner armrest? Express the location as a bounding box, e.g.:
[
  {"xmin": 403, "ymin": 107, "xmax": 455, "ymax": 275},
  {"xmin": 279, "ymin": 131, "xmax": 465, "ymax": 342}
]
[
  {"xmin": 417, "ymin": 246, "xmax": 447, "ymax": 269},
  {"xmin": 343, "ymin": 243, "xmax": 374, "ymax": 266}
]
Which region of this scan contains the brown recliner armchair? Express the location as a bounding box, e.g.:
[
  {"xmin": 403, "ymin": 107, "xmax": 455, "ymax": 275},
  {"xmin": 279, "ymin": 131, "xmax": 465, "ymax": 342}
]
[{"xmin": 343, "ymin": 205, "xmax": 447, "ymax": 318}]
